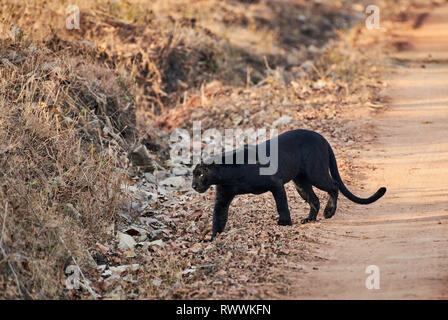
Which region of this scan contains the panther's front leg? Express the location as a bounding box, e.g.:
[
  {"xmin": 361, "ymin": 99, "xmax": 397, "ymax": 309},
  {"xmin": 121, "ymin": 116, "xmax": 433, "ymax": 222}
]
[
  {"xmin": 211, "ymin": 185, "xmax": 235, "ymax": 240},
  {"xmin": 272, "ymin": 185, "xmax": 292, "ymax": 226}
]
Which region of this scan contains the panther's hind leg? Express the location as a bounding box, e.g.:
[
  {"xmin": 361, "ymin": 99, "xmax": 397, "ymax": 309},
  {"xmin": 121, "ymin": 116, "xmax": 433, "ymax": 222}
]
[
  {"xmin": 293, "ymin": 176, "xmax": 320, "ymax": 224},
  {"xmin": 308, "ymin": 174, "xmax": 339, "ymax": 219},
  {"xmin": 323, "ymin": 185, "xmax": 338, "ymax": 219}
]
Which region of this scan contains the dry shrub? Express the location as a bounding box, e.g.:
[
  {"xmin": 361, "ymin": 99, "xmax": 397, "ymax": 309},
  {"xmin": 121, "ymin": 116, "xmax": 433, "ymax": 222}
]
[
  {"xmin": 0, "ymin": 39, "xmax": 129, "ymax": 299},
  {"xmin": 0, "ymin": 0, "xmax": 370, "ymax": 124}
]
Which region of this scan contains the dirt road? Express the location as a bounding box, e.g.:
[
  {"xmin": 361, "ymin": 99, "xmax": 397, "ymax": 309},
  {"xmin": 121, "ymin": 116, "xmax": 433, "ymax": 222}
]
[{"xmin": 289, "ymin": 5, "xmax": 448, "ymax": 299}]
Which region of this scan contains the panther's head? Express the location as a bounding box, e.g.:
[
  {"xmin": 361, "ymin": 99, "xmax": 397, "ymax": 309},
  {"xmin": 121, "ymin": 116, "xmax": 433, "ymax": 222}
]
[{"xmin": 192, "ymin": 163, "xmax": 216, "ymax": 193}]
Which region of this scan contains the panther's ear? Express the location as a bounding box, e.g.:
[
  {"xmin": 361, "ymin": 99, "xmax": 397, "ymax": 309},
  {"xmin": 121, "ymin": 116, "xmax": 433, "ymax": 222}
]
[
  {"xmin": 193, "ymin": 162, "xmax": 205, "ymax": 171},
  {"xmin": 204, "ymin": 163, "xmax": 216, "ymax": 172},
  {"xmin": 205, "ymin": 163, "xmax": 220, "ymax": 177}
]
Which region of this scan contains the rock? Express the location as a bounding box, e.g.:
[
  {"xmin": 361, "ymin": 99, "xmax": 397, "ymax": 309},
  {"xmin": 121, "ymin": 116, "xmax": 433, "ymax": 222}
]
[
  {"xmin": 127, "ymin": 201, "xmax": 142, "ymax": 212},
  {"xmin": 148, "ymin": 239, "xmax": 164, "ymax": 247},
  {"xmin": 172, "ymin": 283, "xmax": 181, "ymax": 290},
  {"xmin": 139, "ymin": 217, "xmax": 162, "ymax": 226},
  {"xmin": 307, "ymin": 44, "xmax": 321, "ymax": 54},
  {"xmin": 97, "ymin": 265, "xmax": 107, "ymax": 272},
  {"xmin": 124, "ymin": 225, "xmax": 148, "ymax": 242},
  {"xmin": 109, "ymin": 264, "xmax": 140, "ymax": 274},
  {"xmin": 104, "ymin": 274, "xmax": 120, "ymax": 286},
  {"xmin": 159, "ymin": 176, "xmax": 185, "ymax": 188},
  {"xmin": 312, "ymin": 80, "xmax": 326, "ymax": 89},
  {"xmin": 181, "ymin": 266, "xmax": 197, "ymax": 275},
  {"xmin": 172, "ymin": 167, "xmax": 189, "ymax": 176},
  {"xmin": 155, "ymin": 170, "xmax": 168, "ymax": 180},
  {"xmin": 148, "ymin": 229, "xmax": 165, "ymax": 240},
  {"xmin": 232, "ymin": 116, "xmax": 243, "ymax": 126},
  {"xmin": 123, "ymin": 250, "xmax": 136, "ymax": 258},
  {"xmin": 152, "ymin": 279, "xmax": 162, "ymax": 286},
  {"xmin": 129, "ymin": 144, "xmax": 155, "ymax": 170},
  {"xmin": 272, "ymin": 115, "xmax": 292, "ymax": 127},
  {"xmin": 144, "ymin": 172, "xmax": 157, "ymax": 184},
  {"xmin": 117, "ymin": 231, "xmax": 136, "ymax": 250},
  {"xmin": 286, "ymin": 55, "xmax": 300, "ymax": 66},
  {"xmin": 101, "ymin": 269, "xmax": 112, "ymax": 278},
  {"xmin": 139, "ymin": 239, "xmax": 165, "ymax": 251},
  {"xmin": 120, "ymin": 184, "xmax": 157, "ymax": 201},
  {"xmin": 123, "ymin": 274, "xmax": 138, "ymax": 284},
  {"xmin": 301, "ymin": 60, "xmax": 315, "ymax": 73},
  {"xmin": 9, "ymin": 24, "xmax": 23, "ymax": 42},
  {"xmin": 106, "ymin": 223, "xmax": 115, "ymax": 236}
]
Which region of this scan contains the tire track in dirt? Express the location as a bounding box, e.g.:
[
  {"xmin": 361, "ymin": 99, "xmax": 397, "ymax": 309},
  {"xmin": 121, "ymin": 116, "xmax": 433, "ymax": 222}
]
[{"xmin": 286, "ymin": 5, "xmax": 448, "ymax": 299}]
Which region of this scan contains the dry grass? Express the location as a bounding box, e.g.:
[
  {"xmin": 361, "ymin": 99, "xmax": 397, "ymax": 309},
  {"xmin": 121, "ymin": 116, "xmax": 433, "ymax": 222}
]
[
  {"xmin": 0, "ymin": 0, "xmax": 375, "ymax": 128},
  {"xmin": 0, "ymin": 38, "xmax": 132, "ymax": 299}
]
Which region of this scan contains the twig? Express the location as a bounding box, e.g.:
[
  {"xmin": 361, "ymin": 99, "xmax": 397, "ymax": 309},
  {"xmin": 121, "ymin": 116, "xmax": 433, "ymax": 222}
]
[
  {"xmin": 0, "ymin": 202, "xmax": 6, "ymax": 244},
  {"xmin": 263, "ymin": 55, "xmax": 272, "ymax": 70},
  {"xmin": 201, "ymin": 82, "xmax": 207, "ymax": 106},
  {"xmin": 367, "ymin": 102, "xmax": 389, "ymax": 110}
]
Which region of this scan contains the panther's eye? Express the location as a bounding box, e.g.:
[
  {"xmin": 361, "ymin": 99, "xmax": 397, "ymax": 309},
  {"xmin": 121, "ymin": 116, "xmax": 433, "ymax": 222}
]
[{"xmin": 200, "ymin": 173, "xmax": 204, "ymax": 177}]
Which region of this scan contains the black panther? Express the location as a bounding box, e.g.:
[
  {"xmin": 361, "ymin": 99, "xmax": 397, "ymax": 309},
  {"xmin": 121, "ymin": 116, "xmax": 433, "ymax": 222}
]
[{"xmin": 192, "ymin": 129, "xmax": 386, "ymax": 240}]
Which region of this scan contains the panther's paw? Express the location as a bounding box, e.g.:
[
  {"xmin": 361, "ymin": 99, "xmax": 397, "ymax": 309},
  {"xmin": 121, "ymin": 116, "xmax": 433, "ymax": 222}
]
[
  {"xmin": 323, "ymin": 207, "xmax": 335, "ymax": 219},
  {"xmin": 278, "ymin": 218, "xmax": 292, "ymax": 226},
  {"xmin": 300, "ymin": 217, "xmax": 316, "ymax": 224}
]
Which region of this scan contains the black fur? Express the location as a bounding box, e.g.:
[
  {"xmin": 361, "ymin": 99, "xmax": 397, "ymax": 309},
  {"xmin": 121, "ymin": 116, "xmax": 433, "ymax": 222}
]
[{"xmin": 192, "ymin": 129, "xmax": 386, "ymax": 240}]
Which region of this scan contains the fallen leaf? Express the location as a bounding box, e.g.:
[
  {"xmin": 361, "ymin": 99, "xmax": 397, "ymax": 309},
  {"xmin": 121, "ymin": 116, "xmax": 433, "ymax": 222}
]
[
  {"xmin": 96, "ymin": 242, "xmax": 110, "ymax": 254},
  {"xmin": 190, "ymin": 243, "xmax": 202, "ymax": 253}
]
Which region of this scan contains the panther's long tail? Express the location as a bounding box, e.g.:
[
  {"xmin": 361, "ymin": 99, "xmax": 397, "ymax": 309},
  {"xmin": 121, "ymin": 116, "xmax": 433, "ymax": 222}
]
[{"xmin": 328, "ymin": 145, "xmax": 386, "ymax": 204}]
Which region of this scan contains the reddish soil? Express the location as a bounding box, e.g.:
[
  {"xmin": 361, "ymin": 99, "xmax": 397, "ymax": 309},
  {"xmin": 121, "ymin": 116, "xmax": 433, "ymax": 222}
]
[{"xmin": 285, "ymin": 5, "xmax": 448, "ymax": 299}]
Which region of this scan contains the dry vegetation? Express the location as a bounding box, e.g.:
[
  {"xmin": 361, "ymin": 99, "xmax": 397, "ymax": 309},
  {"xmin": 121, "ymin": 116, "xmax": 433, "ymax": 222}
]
[{"xmin": 0, "ymin": 0, "xmax": 436, "ymax": 299}]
